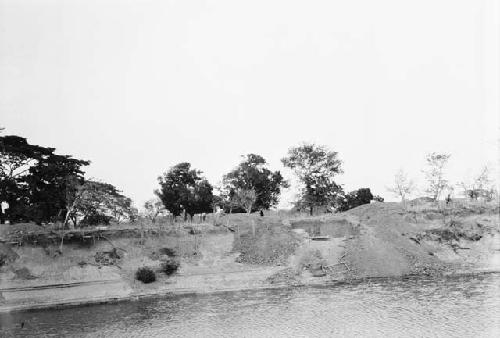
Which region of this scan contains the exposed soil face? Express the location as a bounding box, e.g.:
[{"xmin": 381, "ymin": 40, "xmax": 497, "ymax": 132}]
[
  {"xmin": 1, "ymin": 201, "xmax": 499, "ymax": 312},
  {"xmin": 288, "ymin": 202, "xmax": 499, "ymax": 280},
  {"xmin": 341, "ymin": 202, "xmax": 499, "ymax": 278},
  {"xmin": 233, "ymin": 223, "xmax": 301, "ymax": 266},
  {"xmin": 290, "ymin": 217, "xmax": 360, "ymax": 238}
]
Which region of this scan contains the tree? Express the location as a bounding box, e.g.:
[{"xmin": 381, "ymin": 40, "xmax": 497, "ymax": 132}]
[
  {"xmin": 1, "ymin": 135, "xmax": 52, "ymax": 222},
  {"xmin": 459, "ymin": 166, "xmax": 495, "ymax": 201},
  {"xmin": 0, "ymin": 134, "xmax": 89, "ymax": 223},
  {"xmin": 156, "ymin": 162, "xmax": 213, "ymax": 220},
  {"xmin": 338, "ymin": 188, "xmax": 375, "ymax": 212},
  {"xmin": 282, "ymin": 143, "xmax": 343, "ymax": 215},
  {"xmin": 387, "ymin": 169, "xmax": 415, "ymax": 208},
  {"xmin": 222, "ymin": 154, "xmax": 287, "ymax": 212},
  {"xmin": 107, "ymin": 191, "xmax": 134, "ymax": 223},
  {"xmin": 143, "ymin": 198, "xmax": 166, "ymax": 223},
  {"xmin": 64, "ymin": 180, "xmax": 134, "ymax": 227},
  {"xmin": 234, "ymin": 188, "xmax": 257, "ymax": 215},
  {"xmin": 27, "ymin": 153, "xmax": 89, "ymax": 224},
  {"xmin": 234, "ymin": 188, "xmax": 258, "ymax": 236},
  {"xmin": 423, "ymin": 152, "xmax": 451, "ymax": 201}
]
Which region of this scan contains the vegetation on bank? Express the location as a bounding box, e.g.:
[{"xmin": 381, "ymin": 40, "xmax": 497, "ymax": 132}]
[
  {"xmin": 136, "ymin": 266, "xmax": 156, "ymax": 284},
  {"xmin": 1, "ymin": 131, "xmax": 390, "ymax": 229},
  {"xmin": 1, "ymin": 129, "xmax": 499, "ymax": 288},
  {"xmin": 2, "ymin": 129, "xmax": 497, "ymax": 231}
]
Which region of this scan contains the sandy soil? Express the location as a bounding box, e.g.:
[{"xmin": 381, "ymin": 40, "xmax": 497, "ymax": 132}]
[
  {"xmin": 1, "ymin": 201, "xmax": 499, "ymax": 312},
  {"xmin": 0, "ymin": 232, "xmax": 283, "ymax": 312}
]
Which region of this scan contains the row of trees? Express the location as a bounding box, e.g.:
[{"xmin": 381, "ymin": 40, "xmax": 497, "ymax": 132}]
[
  {"xmin": 0, "ymin": 133, "xmax": 136, "ymax": 226},
  {"xmin": 388, "ymin": 152, "xmax": 498, "ymax": 208},
  {"xmin": 8, "ymin": 130, "xmax": 493, "ymax": 227},
  {"xmin": 148, "ymin": 144, "xmax": 383, "ymax": 219}
]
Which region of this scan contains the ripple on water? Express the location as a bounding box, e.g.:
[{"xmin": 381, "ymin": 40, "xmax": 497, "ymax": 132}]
[{"xmin": 1, "ymin": 273, "xmax": 500, "ymax": 337}]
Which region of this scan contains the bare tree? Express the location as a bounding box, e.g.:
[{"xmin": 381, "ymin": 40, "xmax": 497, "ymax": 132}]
[
  {"xmin": 143, "ymin": 198, "xmax": 166, "ymax": 223},
  {"xmin": 387, "ymin": 169, "xmax": 415, "ymax": 209},
  {"xmin": 423, "ymin": 152, "xmax": 451, "ymax": 201},
  {"xmin": 234, "ymin": 188, "xmax": 257, "ymax": 237},
  {"xmin": 459, "ymin": 166, "xmax": 494, "ymax": 201}
]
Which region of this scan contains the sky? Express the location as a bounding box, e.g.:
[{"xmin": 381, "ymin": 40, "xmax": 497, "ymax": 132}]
[{"xmin": 1, "ymin": 0, "xmax": 498, "ymax": 209}]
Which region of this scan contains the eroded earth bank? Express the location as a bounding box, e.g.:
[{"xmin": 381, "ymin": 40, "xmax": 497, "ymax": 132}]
[{"xmin": 1, "ymin": 201, "xmax": 499, "ymax": 312}]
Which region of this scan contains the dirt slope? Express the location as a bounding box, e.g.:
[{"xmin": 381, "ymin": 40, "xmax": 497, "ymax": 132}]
[{"xmin": 342, "ymin": 202, "xmax": 499, "ymax": 278}]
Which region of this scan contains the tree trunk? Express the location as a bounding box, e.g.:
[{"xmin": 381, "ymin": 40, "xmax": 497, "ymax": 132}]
[{"xmin": 249, "ymin": 211, "xmax": 255, "ymax": 237}]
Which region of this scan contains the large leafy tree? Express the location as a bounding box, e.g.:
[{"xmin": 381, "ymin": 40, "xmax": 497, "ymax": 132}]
[
  {"xmin": 0, "ymin": 135, "xmax": 52, "ymax": 221},
  {"xmin": 26, "ymin": 153, "xmax": 89, "ymax": 223},
  {"xmin": 156, "ymin": 162, "xmax": 213, "ymax": 219},
  {"xmin": 222, "ymin": 154, "xmax": 287, "ymax": 212},
  {"xmin": 282, "ymin": 143, "xmax": 343, "ymax": 215},
  {"xmin": 0, "ymin": 135, "xmax": 89, "ymax": 223}
]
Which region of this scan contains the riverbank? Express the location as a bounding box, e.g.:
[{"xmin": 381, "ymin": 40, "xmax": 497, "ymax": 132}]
[{"xmin": 1, "ymin": 201, "xmax": 499, "ymax": 313}]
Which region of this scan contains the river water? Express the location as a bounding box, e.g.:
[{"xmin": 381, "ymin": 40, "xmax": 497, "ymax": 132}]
[{"xmin": 1, "ymin": 273, "xmax": 499, "ymax": 337}]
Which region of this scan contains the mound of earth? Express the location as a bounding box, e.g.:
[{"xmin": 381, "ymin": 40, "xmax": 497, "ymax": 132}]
[
  {"xmin": 233, "ymin": 221, "xmax": 301, "ymax": 265},
  {"xmin": 339, "ymin": 202, "xmax": 499, "ymax": 278}
]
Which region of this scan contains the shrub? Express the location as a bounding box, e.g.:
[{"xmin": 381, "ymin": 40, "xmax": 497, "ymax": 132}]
[
  {"xmin": 80, "ymin": 213, "xmax": 112, "ymax": 226},
  {"xmin": 160, "ymin": 258, "xmax": 180, "ymax": 276},
  {"xmin": 135, "ymin": 266, "xmax": 156, "ymax": 283},
  {"xmin": 337, "ymin": 188, "xmax": 375, "ymax": 212},
  {"xmin": 159, "ymin": 247, "xmax": 176, "ymax": 257}
]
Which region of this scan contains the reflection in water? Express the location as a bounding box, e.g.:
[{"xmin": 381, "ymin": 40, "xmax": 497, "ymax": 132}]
[{"xmin": 1, "ymin": 273, "xmax": 500, "ymax": 337}]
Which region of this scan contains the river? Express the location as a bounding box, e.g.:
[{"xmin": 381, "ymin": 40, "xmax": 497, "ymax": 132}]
[{"xmin": 1, "ymin": 273, "xmax": 499, "ymax": 337}]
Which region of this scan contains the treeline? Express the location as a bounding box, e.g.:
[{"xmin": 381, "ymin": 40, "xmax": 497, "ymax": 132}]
[
  {"xmin": 7, "ymin": 132, "xmax": 495, "ymax": 228},
  {"xmin": 1, "ymin": 133, "xmax": 383, "ymax": 226},
  {"xmin": 0, "ymin": 134, "xmax": 136, "ymax": 225},
  {"xmin": 146, "ymin": 144, "xmax": 383, "ymax": 222}
]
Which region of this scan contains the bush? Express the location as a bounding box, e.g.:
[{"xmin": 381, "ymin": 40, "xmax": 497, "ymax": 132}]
[
  {"xmin": 135, "ymin": 266, "xmax": 156, "ymax": 283},
  {"xmin": 338, "ymin": 188, "xmax": 375, "ymax": 211},
  {"xmin": 160, "ymin": 258, "xmax": 180, "ymax": 276},
  {"xmin": 159, "ymin": 247, "xmax": 176, "ymax": 257},
  {"xmin": 80, "ymin": 213, "xmax": 112, "ymax": 226}
]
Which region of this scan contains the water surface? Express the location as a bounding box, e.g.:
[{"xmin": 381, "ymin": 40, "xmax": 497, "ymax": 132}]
[{"xmin": 1, "ymin": 273, "xmax": 499, "ymax": 337}]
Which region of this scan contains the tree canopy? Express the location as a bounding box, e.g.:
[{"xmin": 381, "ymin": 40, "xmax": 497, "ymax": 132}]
[
  {"xmin": 156, "ymin": 162, "xmax": 213, "ymax": 218},
  {"xmin": 1, "ymin": 135, "xmax": 90, "ymax": 223},
  {"xmin": 337, "ymin": 188, "xmax": 375, "ymax": 212},
  {"xmin": 222, "ymin": 154, "xmax": 287, "ymax": 212},
  {"xmin": 282, "ymin": 143, "xmax": 343, "ymax": 215},
  {"xmin": 65, "ymin": 180, "xmax": 135, "ymax": 226}
]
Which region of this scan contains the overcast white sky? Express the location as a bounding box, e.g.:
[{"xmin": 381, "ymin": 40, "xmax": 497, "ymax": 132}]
[{"xmin": 1, "ymin": 0, "xmax": 498, "ymax": 208}]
